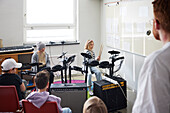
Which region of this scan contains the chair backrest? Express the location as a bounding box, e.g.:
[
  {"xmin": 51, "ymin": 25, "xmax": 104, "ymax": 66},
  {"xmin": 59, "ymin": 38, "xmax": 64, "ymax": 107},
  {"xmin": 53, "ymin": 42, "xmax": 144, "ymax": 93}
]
[
  {"xmin": 22, "ymin": 100, "xmax": 59, "ymax": 113},
  {"xmin": 0, "ymin": 85, "xmax": 21, "ymax": 112}
]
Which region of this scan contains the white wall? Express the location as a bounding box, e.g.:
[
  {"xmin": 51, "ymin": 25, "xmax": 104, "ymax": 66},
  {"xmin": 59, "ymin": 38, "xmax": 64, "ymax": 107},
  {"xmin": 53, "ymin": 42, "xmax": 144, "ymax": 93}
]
[
  {"xmin": 0, "ymin": 0, "xmax": 24, "ymax": 46},
  {"xmin": 0, "ymin": 0, "xmax": 101, "ymax": 67}
]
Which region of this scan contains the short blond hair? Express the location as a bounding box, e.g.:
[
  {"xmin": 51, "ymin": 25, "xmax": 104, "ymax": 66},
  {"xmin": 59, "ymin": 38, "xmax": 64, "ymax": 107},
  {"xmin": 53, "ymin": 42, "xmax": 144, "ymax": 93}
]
[
  {"xmin": 84, "ymin": 40, "xmax": 94, "ymax": 50},
  {"xmin": 83, "ymin": 96, "xmax": 108, "ymax": 113}
]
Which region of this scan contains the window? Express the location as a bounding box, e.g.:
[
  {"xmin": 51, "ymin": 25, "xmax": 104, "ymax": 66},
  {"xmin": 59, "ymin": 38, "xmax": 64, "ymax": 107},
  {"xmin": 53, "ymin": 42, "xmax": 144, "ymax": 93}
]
[{"xmin": 24, "ymin": 0, "xmax": 78, "ymax": 43}]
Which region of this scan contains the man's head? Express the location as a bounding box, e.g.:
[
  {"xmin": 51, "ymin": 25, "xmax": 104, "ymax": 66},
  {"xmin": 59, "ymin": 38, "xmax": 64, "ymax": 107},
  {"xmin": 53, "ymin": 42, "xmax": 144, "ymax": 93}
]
[
  {"xmin": 1, "ymin": 58, "xmax": 22, "ymax": 73},
  {"xmin": 83, "ymin": 96, "xmax": 107, "ymax": 113},
  {"xmin": 35, "ymin": 70, "xmax": 50, "ymax": 90},
  {"xmin": 37, "ymin": 42, "xmax": 46, "ymax": 52},
  {"xmin": 152, "ymin": 0, "xmax": 170, "ymax": 41}
]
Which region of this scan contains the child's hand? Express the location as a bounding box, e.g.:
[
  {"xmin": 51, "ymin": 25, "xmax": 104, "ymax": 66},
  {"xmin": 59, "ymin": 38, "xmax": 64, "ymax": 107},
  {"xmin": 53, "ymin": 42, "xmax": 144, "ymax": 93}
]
[{"xmin": 97, "ymin": 56, "xmax": 100, "ymax": 61}]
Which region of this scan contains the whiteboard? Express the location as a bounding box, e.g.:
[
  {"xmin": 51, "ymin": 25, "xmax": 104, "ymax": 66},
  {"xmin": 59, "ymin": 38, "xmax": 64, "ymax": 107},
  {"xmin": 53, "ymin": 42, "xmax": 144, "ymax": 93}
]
[{"xmin": 105, "ymin": 0, "xmax": 163, "ymax": 56}]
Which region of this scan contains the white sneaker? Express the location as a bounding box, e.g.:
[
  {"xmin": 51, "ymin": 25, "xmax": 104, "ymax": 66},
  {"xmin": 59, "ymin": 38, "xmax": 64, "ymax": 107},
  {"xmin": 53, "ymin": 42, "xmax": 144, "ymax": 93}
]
[{"xmin": 89, "ymin": 91, "xmax": 94, "ymax": 96}]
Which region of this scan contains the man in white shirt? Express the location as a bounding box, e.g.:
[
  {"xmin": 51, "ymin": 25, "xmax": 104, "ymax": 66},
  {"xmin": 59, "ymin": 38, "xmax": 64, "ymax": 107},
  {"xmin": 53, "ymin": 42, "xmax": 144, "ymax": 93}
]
[{"xmin": 132, "ymin": 0, "xmax": 170, "ymax": 113}]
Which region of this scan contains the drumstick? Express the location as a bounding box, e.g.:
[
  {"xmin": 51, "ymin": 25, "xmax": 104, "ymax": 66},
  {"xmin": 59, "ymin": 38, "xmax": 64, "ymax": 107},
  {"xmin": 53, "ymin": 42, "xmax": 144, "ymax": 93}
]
[{"xmin": 99, "ymin": 44, "xmax": 103, "ymax": 57}]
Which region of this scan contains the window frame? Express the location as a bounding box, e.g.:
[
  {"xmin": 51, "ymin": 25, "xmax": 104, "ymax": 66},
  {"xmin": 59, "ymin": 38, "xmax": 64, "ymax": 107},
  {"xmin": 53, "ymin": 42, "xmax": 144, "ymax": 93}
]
[{"xmin": 23, "ymin": 0, "xmax": 78, "ymax": 44}]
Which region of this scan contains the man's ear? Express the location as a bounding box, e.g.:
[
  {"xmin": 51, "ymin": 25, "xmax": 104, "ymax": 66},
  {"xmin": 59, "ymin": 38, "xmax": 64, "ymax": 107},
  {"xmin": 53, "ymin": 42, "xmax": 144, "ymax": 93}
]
[{"xmin": 155, "ymin": 19, "xmax": 160, "ymax": 30}]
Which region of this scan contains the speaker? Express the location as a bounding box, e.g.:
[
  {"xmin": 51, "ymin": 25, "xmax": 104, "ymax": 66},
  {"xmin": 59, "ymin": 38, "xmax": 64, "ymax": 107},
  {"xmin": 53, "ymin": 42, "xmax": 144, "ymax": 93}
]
[
  {"xmin": 51, "ymin": 83, "xmax": 87, "ymax": 113},
  {"xmin": 94, "ymin": 77, "xmax": 127, "ymax": 112}
]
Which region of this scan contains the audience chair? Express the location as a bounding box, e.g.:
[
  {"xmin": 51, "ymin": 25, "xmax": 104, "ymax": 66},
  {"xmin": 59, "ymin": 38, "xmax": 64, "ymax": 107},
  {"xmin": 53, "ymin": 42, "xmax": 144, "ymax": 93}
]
[
  {"xmin": 22, "ymin": 100, "xmax": 59, "ymax": 113},
  {"xmin": 0, "ymin": 85, "xmax": 22, "ymax": 113}
]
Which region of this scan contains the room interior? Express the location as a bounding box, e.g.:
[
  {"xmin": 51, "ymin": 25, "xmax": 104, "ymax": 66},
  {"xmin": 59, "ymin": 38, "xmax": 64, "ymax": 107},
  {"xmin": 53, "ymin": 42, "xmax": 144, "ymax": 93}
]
[{"xmin": 0, "ymin": 0, "xmax": 163, "ymax": 113}]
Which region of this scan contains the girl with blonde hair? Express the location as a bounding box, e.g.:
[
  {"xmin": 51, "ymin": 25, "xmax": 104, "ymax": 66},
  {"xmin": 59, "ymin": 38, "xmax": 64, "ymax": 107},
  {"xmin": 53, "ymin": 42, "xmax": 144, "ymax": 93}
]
[{"xmin": 84, "ymin": 40, "xmax": 102, "ymax": 95}]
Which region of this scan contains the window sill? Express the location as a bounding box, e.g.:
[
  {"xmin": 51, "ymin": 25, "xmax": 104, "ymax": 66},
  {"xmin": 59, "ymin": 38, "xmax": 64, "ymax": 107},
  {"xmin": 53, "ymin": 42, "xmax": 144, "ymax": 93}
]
[
  {"xmin": 46, "ymin": 41, "xmax": 80, "ymax": 46},
  {"xmin": 24, "ymin": 41, "xmax": 80, "ymax": 47}
]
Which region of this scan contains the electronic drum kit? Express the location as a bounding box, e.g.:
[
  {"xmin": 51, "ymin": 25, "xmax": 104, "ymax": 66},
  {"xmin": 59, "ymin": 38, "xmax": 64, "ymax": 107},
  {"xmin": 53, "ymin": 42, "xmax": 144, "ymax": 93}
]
[
  {"xmin": 80, "ymin": 50, "xmax": 124, "ymax": 82},
  {"xmin": 19, "ymin": 50, "xmax": 124, "ymax": 84}
]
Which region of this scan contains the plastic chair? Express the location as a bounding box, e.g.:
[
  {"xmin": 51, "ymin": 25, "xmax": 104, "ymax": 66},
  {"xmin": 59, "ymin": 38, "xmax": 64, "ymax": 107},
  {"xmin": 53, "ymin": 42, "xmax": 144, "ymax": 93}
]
[
  {"xmin": 0, "ymin": 85, "xmax": 22, "ymax": 113},
  {"xmin": 22, "ymin": 100, "xmax": 59, "ymax": 113}
]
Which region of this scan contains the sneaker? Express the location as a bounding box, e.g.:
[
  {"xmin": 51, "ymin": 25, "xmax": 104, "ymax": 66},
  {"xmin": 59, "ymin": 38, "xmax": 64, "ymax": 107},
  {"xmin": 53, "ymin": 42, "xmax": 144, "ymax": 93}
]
[{"xmin": 89, "ymin": 91, "xmax": 94, "ymax": 96}]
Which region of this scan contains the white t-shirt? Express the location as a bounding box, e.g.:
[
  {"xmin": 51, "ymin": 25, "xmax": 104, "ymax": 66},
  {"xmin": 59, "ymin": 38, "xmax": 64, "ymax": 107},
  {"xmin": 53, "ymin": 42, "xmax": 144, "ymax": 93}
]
[{"xmin": 132, "ymin": 42, "xmax": 170, "ymax": 113}]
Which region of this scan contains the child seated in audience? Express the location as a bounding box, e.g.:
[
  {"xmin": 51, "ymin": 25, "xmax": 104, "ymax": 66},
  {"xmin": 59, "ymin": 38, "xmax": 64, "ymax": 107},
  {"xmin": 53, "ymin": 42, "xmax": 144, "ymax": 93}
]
[
  {"xmin": 0, "ymin": 58, "xmax": 26, "ymax": 100},
  {"xmin": 24, "ymin": 70, "xmax": 72, "ymax": 113},
  {"xmin": 83, "ymin": 96, "xmax": 107, "ymax": 113}
]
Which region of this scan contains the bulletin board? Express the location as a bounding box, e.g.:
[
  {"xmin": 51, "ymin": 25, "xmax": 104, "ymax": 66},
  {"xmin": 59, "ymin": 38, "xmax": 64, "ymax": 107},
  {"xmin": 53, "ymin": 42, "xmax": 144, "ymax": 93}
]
[{"xmin": 105, "ymin": 0, "xmax": 163, "ymax": 56}]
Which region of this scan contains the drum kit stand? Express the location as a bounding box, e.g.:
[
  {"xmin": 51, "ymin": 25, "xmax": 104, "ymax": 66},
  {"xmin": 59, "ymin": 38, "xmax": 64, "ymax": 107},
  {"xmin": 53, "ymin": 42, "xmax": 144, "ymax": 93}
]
[{"xmin": 19, "ymin": 49, "xmax": 124, "ymax": 86}]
